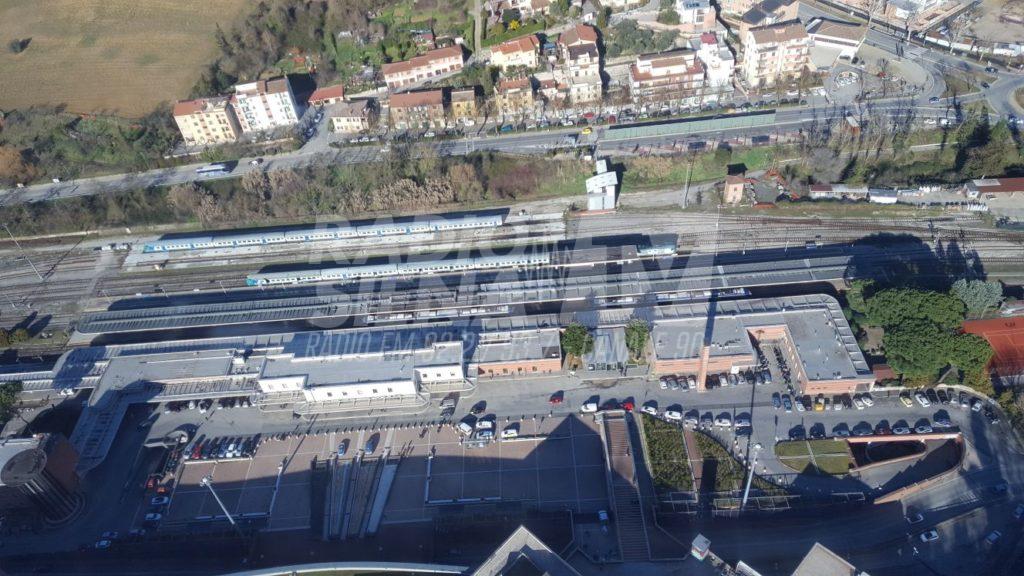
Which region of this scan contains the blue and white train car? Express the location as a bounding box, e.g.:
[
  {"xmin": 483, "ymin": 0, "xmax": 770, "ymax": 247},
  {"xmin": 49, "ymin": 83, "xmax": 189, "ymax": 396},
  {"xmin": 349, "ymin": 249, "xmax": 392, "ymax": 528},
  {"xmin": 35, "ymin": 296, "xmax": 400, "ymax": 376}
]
[
  {"xmin": 246, "ymin": 250, "xmax": 552, "ymax": 286},
  {"xmin": 142, "ymin": 213, "xmax": 505, "ymax": 253}
]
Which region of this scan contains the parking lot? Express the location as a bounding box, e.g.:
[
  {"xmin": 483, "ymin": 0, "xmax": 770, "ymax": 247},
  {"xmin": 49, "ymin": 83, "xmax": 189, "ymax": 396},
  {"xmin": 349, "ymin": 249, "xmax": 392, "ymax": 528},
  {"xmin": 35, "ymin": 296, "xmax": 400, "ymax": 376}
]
[
  {"xmin": 163, "ymin": 433, "xmax": 340, "ymax": 532},
  {"xmin": 384, "ymin": 414, "xmax": 609, "ymax": 523}
]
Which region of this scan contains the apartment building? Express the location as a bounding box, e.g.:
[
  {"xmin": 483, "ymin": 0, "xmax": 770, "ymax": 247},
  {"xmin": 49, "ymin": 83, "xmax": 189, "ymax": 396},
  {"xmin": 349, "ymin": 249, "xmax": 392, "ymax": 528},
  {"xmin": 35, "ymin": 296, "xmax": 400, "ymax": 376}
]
[
  {"xmin": 558, "ymin": 24, "xmax": 599, "ymax": 59},
  {"xmin": 328, "ymin": 100, "xmax": 378, "ymax": 134},
  {"xmin": 232, "ymin": 77, "xmax": 300, "ymax": 133},
  {"xmin": 449, "ymin": 87, "xmax": 479, "ymax": 122},
  {"xmin": 739, "ymin": 0, "xmax": 800, "ymax": 40},
  {"xmin": 676, "ymin": 0, "xmax": 717, "ymax": 33},
  {"xmin": 388, "ymin": 89, "xmax": 446, "ymax": 131},
  {"xmin": 490, "ymin": 35, "xmax": 541, "ymax": 70},
  {"xmin": 690, "ymin": 33, "xmax": 736, "ymax": 93},
  {"xmin": 629, "ymin": 50, "xmax": 706, "ymax": 104},
  {"xmin": 308, "ymin": 83, "xmax": 346, "ymax": 106},
  {"xmin": 172, "ymin": 96, "xmax": 241, "ymax": 147},
  {"xmin": 742, "ymin": 20, "xmax": 810, "ymax": 88},
  {"xmin": 489, "ymin": 0, "xmax": 552, "ymax": 19},
  {"xmin": 495, "ymin": 77, "xmax": 536, "ymax": 116},
  {"xmin": 382, "ymin": 45, "xmax": 465, "ymax": 91}
]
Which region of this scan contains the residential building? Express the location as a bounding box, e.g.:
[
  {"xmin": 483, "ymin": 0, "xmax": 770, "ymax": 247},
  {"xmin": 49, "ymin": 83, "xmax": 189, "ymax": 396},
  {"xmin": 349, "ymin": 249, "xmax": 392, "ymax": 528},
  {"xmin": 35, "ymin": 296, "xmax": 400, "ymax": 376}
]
[
  {"xmin": 492, "ymin": 0, "xmax": 552, "ymax": 18},
  {"xmin": 805, "ymin": 17, "xmax": 866, "ymax": 62},
  {"xmin": 388, "ymin": 89, "xmax": 447, "ymax": 130},
  {"xmin": 232, "ymin": 77, "xmax": 300, "ymax": 133},
  {"xmin": 690, "ymin": 33, "xmax": 736, "ymax": 93},
  {"xmin": 382, "ymin": 45, "xmax": 465, "ymax": 90},
  {"xmin": 327, "ymin": 99, "xmax": 377, "ymax": 133},
  {"xmin": 495, "ymin": 77, "xmax": 536, "ymax": 116},
  {"xmin": 563, "ymin": 40, "xmax": 603, "ymax": 104},
  {"xmin": 741, "ymin": 20, "xmax": 810, "ymax": 88},
  {"xmin": 490, "ymin": 35, "xmax": 541, "ymax": 70},
  {"xmin": 558, "ymin": 24, "xmax": 599, "ymax": 59},
  {"xmin": 629, "ymin": 49, "xmax": 706, "ymax": 104},
  {"xmin": 449, "ymin": 87, "xmax": 479, "ymax": 122},
  {"xmin": 739, "ymin": 0, "xmax": 800, "ymax": 39},
  {"xmin": 601, "ymin": 0, "xmax": 645, "ymax": 8},
  {"xmin": 172, "ymin": 96, "xmax": 241, "ymax": 147},
  {"xmin": 0, "ymin": 434, "xmax": 81, "ymax": 524},
  {"xmin": 676, "ymin": 0, "xmax": 717, "ymax": 33},
  {"xmin": 308, "ymin": 83, "xmax": 346, "ymax": 106},
  {"xmin": 720, "ymin": 0, "xmax": 759, "ymax": 15},
  {"xmin": 791, "ymin": 542, "xmax": 861, "ymax": 576},
  {"xmin": 582, "ymin": 0, "xmax": 600, "ymax": 24}
]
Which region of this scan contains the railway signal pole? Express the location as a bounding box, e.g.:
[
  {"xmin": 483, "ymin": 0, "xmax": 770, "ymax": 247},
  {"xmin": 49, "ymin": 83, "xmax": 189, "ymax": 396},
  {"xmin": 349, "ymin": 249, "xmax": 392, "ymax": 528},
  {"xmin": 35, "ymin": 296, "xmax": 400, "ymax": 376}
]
[{"xmin": 2, "ymin": 223, "xmax": 43, "ymax": 282}]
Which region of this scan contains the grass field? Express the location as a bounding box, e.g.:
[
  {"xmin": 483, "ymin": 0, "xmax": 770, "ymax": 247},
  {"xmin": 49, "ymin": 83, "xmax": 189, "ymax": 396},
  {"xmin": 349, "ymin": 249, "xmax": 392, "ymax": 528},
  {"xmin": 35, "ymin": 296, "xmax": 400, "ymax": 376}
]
[
  {"xmin": 641, "ymin": 413, "xmax": 693, "ymax": 493},
  {"xmin": 0, "ymin": 0, "xmax": 249, "ymax": 116},
  {"xmin": 774, "ymin": 440, "xmax": 852, "ymax": 476}
]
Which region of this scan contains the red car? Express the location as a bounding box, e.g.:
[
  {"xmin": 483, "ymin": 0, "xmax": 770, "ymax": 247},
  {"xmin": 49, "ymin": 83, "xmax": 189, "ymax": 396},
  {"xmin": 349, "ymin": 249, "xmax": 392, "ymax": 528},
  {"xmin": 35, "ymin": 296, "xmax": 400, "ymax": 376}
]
[
  {"xmin": 622, "ymin": 401, "xmax": 635, "ymax": 412},
  {"xmin": 549, "ymin": 392, "xmax": 564, "ymax": 405}
]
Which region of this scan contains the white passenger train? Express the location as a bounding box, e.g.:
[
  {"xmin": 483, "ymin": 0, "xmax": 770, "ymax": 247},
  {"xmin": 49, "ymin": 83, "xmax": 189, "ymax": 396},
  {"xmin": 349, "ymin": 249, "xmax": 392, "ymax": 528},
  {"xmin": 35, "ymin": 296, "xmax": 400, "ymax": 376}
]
[
  {"xmin": 246, "ymin": 252, "xmax": 553, "ymax": 286},
  {"xmin": 142, "ymin": 214, "xmax": 505, "ymax": 253}
]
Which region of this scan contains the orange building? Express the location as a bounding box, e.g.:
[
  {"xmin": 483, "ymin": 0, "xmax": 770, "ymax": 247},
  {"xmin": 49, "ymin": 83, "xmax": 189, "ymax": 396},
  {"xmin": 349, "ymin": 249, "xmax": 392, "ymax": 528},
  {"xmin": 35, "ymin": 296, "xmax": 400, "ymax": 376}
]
[{"xmin": 471, "ymin": 329, "xmax": 562, "ymax": 377}]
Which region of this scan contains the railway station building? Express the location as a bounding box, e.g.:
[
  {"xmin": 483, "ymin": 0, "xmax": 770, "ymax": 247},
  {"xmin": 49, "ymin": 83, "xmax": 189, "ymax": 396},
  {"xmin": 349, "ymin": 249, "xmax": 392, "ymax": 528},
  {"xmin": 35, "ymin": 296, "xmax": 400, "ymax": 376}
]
[{"xmin": 649, "ymin": 295, "xmax": 875, "ymax": 394}]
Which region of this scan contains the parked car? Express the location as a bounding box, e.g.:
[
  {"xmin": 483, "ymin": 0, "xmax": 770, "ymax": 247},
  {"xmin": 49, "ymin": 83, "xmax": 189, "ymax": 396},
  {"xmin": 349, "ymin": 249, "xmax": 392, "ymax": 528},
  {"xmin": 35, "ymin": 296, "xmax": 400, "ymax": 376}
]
[
  {"xmin": 893, "ymin": 427, "xmax": 911, "ymax": 435},
  {"xmin": 501, "ymin": 427, "xmax": 519, "ymax": 439},
  {"xmin": 919, "ymin": 529, "xmax": 939, "ymax": 542},
  {"xmin": 581, "ymin": 402, "xmax": 598, "ymax": 414},
  {"xmin": 914, "ymin": 425, "xmax": 933, "ymax": 434},
  {"xmin": 853, "ymin": 396, "xmax": 865, "ymax": 410},
  {"xmin": 906, "ymin": 512, "xmax": 924, "ymax": 524},
  {"xmin": 714, "ymin": 415, "xmax": 733, "ymax": 427},
  {"xmin": 475, "ymin": 430, "xmax": 494, "ymax": 440},
  {"xmin": 861, "ymin": 393, "xmax": 874, "ymax": 407},
  {"xmin": 664, "ymin": 410, "xmax": 682, "ymax": 421},
  {"xmin": 144, "ymin": 513, "xmax": 162, "ymax": 523},
  {"xmin": 95, "ymin": 540, "xmax": 112, "ymax": 550},
  {"xmin": 985, "ymin": 530, "xmax": 1002, "ymax": 547},
  {"xmin": 642, "ymin": 404, "xmax": 658, "ymax": 416},
  {"xmin": 772, "ymin": 393, "xmax": 782, "ymax": 410},
  {"xmin": 150, "ymin": 496, "xmax": 170, "ymax": 506},
  {"xmin": 900, "ymin": 394, "xmax": 914, "ymax": 408}
]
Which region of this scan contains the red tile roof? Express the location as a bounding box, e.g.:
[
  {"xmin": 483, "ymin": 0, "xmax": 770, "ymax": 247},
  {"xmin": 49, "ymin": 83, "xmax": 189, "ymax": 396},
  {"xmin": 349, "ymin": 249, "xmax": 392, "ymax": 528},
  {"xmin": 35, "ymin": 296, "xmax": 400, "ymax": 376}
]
[
  {"xmin": 309, "ymin": 84, "xmax": 346, "ymax": 104},
  {"xmin": 559, "ymin": 24, "xmax": 598, "ymax": 47},
  {"xmin": 389, "ymin": 89, "xmax": 444, "ymax": 108},
  {"xmin": 382, "ymin": 45, "xmax": 464, "ymax": 76},
  {"xmin": 494, "ymin": 34, "xmax": 540, "ymax": 55},
  {"xmin": 970, "ymin": 177, "xmax": 1024, "ymax": 193}
]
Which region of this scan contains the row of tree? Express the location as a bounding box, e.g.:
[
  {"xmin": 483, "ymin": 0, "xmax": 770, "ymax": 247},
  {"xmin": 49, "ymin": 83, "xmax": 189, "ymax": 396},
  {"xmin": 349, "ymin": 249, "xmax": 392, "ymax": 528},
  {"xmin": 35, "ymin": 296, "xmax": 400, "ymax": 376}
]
[
  {"xmin": 847, "ymin": 279, "xmax": 999, "ymax": 391},
  {"xmin": 561, "ymin": 319, "xmax": 650, "ymax": 363}
]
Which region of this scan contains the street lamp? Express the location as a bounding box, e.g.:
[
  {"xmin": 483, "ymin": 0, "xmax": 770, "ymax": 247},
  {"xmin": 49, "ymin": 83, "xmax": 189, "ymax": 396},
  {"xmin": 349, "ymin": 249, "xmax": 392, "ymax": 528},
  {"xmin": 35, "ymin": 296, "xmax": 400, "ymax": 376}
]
[
  {"xmin": 741, "ymin": 442, "xmax": 763, "ymax": 511},
  {"xmin": 200, "ymin": 475, "xmax": 237, "ymax": 529}
]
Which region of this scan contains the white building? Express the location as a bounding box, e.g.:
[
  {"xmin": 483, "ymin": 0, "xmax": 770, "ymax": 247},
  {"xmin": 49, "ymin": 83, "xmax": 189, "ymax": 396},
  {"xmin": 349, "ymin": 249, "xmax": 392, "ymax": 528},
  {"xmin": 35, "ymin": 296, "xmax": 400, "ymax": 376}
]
[
  {"xmin": 586, "ymin": 159, "xmax": 618, "ymax": 212},
  {"xmin": 690, "ymin": 33, "xmax": 735, "ymax": 93},
  {"xmin": 676, "ymin": 0, "xmax": 717, "ymax": 32},
  {"xmin": 232, "ymin": 77, "xmax": 300, "ymax": 133},
  {"xmin": 805, "ymin": 17, "xmax": 865, "ymax": 63}
]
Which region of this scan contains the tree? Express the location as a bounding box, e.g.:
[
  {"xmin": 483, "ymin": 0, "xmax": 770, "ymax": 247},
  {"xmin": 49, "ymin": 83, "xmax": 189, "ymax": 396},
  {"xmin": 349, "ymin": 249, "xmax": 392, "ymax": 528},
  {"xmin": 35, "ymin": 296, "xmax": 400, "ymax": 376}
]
[
  {"xmin": 7, "ymin": 38, "xmax": 29, "ymax": 54},
  {"xmin": 657, "ymin": 9, "xmax": 680, "ymax": 25},
  {"xmin": 624, "ymin": 319, "xmax": 649, "ymax": 362},
  {"xmin": 864, "ymin": 288, "xmax": 965, "ymax": 330},
  {"xmin": 951, "ymin": 278, "xmax": 1004, "ymax": 315},
  {"xmin": 561, "ymin": 322, "xmax": 594, "ymax": 357},
  {"xmin": 9, "ymin": 328, "xmax": 29, "ymax": 344},
  {"xmin": 0, "ymin": 380, "xmax": 22, "ymax": 425},
  {"xmin": 0, "ymin": 146, "xmax": 38, "ymax": 186},
  {"xmin": 0, "ymin": 328, "xmax": 9, "ymax": 348},
  {"xmin": 962, "ymin": 121, "xmax": 1022, "ymax": 178}
]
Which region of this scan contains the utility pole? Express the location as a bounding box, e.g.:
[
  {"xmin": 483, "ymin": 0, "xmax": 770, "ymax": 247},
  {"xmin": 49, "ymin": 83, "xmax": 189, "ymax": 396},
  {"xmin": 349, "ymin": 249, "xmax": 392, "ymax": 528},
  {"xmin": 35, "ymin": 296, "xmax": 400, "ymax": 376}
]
[
  {"xmin": 2, "ymin": 223, "xmax": 43, "ymax": 281},
  {"xmin": 741, "ymin": 443, "xmax": 763, "ymax": 510}
]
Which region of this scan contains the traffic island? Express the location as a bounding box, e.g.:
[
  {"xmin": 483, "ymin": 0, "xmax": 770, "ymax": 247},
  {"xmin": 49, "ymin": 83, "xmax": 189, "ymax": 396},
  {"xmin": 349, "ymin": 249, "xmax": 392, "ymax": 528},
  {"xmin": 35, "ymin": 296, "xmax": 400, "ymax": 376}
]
[{"xmin": 773, "ymin": 439, "xmax": 854, "ymax": 476}]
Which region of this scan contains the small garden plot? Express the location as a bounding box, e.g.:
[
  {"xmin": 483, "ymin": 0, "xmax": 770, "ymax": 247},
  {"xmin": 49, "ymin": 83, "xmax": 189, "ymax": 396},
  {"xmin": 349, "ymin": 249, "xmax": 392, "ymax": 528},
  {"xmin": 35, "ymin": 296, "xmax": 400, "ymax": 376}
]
[
  {"xmin": 641, "ymin": 414, "xmax": 692, "ymax": 492},
  {"xmin": 774, "ymin": 439, "xmax": 853, "ymax": 476}
]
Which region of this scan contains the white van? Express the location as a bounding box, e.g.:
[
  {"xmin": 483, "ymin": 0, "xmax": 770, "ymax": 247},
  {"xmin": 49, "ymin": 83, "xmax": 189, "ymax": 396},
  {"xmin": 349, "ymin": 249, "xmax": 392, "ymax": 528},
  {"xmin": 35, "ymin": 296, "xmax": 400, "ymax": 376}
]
[
  {"xmin": 580, "ymin": 402, "xmax": 598, "ymax": 414},
  {"xmin": 457, "ymin": 422, "xmax": 474, "ymax": 435},
  {"xmin": 501, "ymin": 427, "xmax": 518, "ymax": 439}
]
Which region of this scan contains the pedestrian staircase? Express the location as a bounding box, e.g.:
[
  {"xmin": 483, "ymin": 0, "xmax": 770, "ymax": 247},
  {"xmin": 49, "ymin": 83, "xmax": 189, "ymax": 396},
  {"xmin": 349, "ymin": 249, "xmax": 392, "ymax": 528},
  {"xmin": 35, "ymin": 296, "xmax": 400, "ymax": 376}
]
[{"xmin": 599, "ymin": 411, "xmax": 651, "ymax": 562}]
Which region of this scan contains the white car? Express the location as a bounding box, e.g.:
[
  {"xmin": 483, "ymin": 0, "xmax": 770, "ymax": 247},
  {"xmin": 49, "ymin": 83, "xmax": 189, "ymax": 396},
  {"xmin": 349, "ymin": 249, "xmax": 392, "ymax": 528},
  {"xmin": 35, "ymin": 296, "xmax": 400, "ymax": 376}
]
[
  {"xmin": 664, "ymin": 410, "xmax": 683, "ymax": 421},
  {"xmin": 892, "ymin": 427, "xmax": 911, "ymax": 435},
  {"xmin": 915, "ymin": 393, "xmax": 930, "ymax": 407},
  {"xmin": 95, "ymin": 540, "xmax": 112, "ymax": 550},
  {"xmin": 919, "ymin": 529, "xmax": 939, "ymax": 543},
  {"xmin": 853, "ymin": 397, "xmax": 865, "ymax": 410},
  {"xmin": 501, "ymin": 427, "xmax": 518, "ymax": 439},
  {"xmin": 734, "ymin": 418, "xmax": 751, "ymax": 428},
  {"xmin": 641, "ymin": 405, "xmax": 658, "ymax": 416},
  {"xmin": 580, "ymin": 402, "xmax": 599, "ymax": 414},
  {"xmin": 714, "ymin": 416, "xmax": 733, "ymax": 427},
  {"xmin": 476, "ymin": 419, "xmax": 494, "ymax": 430},
  {"xmin": 144, "ymin": 513, "xmax": 162, "ymax": 522},
  {"xmin": 914, "ymin": 425, "xmax": 933, "ymax": 434},
  {"xmin": 795, "ymin": 399, "xmax": 806, "ymax": 412},
  {"xmin": 861, "ymin": 393, "xmax": 874, "ymax": 407},
  {"xmin": 457, "ymin": 422, "xmax": 474, "ymax": 435}
]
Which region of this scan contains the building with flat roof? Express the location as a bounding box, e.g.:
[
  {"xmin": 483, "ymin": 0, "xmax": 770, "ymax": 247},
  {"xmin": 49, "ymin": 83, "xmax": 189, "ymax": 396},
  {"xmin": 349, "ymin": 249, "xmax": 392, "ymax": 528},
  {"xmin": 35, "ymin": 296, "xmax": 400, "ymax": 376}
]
[
  {"xmin": 742, "ymin": 20, "xmax": 810, "ymax": 88},
  {"xmin": 629, "ymin": 49, "xmax": 706, "ymax": 105},
  {"xmin": 232, "ymin": 77, "xmax": 300, "ymax": 133},
  {"xmin": 964, "ymin": 177, "xmax": 1024, "ymax": 198},
  {"xmin": 650, "ymin": 295, "xmax": 874, "ymax": 394},
  {"xmin": 0, "ymin": 434, "xmax": 80, "ymax": 523},
  {"xmin": 172, "ymin": 96, "xmax": 241, "ymax": 147},
  {"xmin": 806, "ymin": 18, "xmax": 865, "ymax": 64},
  {"xmin": 690, "ymin": 33, "xmax": 736, "ymax": 94},
  {"xmin": 676, "ymin": 0, "xmax": 717, "ymax": 33},
  {"xmin": 583, "ymin": 328, "xmax": 630, "ymax": 373},
  {"xmin": 469, "ymin": 328, "xmax": 562, "ymax": 377},
  {"xmin": 790, "ymin": 542, "xmax": 860, "ymax": 576}
]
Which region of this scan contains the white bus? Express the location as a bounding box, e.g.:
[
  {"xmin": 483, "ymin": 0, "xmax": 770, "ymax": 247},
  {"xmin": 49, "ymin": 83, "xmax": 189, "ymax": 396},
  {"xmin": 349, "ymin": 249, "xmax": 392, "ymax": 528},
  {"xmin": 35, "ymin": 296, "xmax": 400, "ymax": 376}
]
[{"xmin": 195, "ymin": 163, "xmax": 232, "ymax": 176}]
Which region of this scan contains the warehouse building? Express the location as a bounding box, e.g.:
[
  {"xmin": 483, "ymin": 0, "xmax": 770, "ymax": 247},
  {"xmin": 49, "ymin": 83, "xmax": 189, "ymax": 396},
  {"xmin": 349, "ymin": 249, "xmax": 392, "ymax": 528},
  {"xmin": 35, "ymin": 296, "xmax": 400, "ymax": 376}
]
[{"xmin": 469, "ymin": 328, "xmax": 563, "ymax": 377}]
